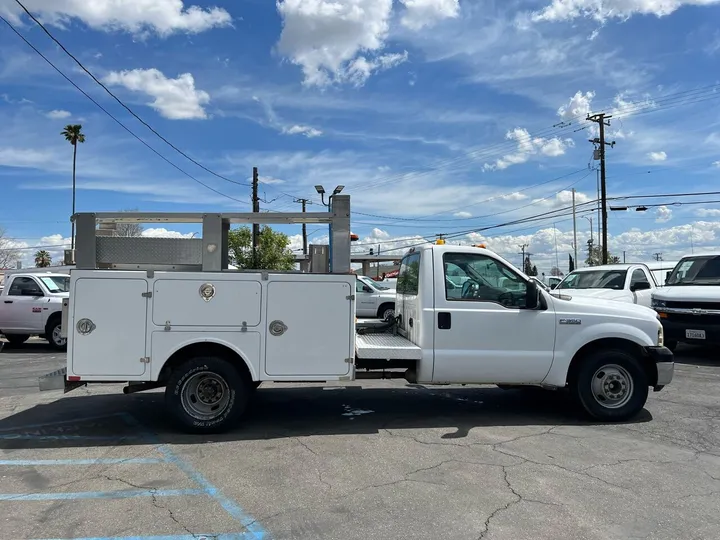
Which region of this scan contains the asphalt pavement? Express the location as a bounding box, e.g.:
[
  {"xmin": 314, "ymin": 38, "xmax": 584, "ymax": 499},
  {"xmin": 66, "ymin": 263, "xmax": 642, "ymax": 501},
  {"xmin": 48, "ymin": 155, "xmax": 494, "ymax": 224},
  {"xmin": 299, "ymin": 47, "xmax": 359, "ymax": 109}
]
[{"xmin": 0, "ymin": 339, "xmax": 718, "ymax": 540}]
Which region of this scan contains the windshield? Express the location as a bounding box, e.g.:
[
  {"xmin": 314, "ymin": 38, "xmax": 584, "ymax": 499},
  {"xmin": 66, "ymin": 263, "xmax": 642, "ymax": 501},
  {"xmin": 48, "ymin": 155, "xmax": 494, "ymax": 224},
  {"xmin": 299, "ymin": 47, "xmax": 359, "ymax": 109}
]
[
  {"xmin": 358, "ymin": 276, "xmax": 391, "ymax": 291},
  {"xmin": 558, "ymin": 269, "xmax": 628, "ymax": 290},
  {"xmin": 39, "ymin": 276, "xmax": 70, "ymax": 293},
  {"xmin": 666, "ymin": 256, "xmax": 720, "ymax": 286}
]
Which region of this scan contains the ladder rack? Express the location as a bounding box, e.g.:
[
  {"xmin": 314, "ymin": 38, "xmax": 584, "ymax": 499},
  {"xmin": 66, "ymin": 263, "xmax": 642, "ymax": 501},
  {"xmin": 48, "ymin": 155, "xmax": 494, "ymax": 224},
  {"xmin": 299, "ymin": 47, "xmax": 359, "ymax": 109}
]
[{"xmin": 71, "ymin": 195, "xmax": 351, "ymax": 273}]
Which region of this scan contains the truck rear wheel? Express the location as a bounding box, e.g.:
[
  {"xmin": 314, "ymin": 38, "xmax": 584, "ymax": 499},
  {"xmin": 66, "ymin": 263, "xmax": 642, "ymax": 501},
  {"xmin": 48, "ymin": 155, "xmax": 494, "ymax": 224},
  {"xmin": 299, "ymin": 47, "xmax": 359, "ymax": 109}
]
[
  {"xmin": 4, "ymin": 334, "xmax": 30, "ymax": 346},
  {"xmin": 165, "ymin": 356, "xmax": 249, "ymax": 433},
  {"xmin": 570, "ymin": 350, "xmax": 649, "ymax": 422},
  {"xmin": 378, "ymin": 303, "xmax": 395, "ymax": 321}
]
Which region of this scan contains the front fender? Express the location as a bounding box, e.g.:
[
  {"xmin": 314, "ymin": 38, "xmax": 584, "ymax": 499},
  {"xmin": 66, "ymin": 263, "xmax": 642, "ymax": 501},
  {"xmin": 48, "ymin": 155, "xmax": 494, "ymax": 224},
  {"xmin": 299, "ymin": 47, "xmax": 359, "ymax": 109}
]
[{"xmin": 542, "ymin": 322, "xmax": 656, "ymax": 387}]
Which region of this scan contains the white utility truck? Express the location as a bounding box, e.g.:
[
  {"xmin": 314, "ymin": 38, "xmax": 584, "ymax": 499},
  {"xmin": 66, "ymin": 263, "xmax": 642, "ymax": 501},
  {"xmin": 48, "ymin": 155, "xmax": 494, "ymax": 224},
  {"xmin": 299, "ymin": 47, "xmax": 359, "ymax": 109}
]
[
  {"xmin": 356, "ymin": 275, "xmax": 396, "ymax": 319},
  {"xmin": 0, "ymin": 272, "xmax": 69, "ymax": 349},
  {"xmin": 652, "ymin": 253, "xmax": 720, "ymax": 351},
  {"xmin": 555, "ymin": 264, "xmax": 657, "ymax": 308},
  {"xmin": 40, "ymin": 196, "xmax": 673, "ymax": 433}
]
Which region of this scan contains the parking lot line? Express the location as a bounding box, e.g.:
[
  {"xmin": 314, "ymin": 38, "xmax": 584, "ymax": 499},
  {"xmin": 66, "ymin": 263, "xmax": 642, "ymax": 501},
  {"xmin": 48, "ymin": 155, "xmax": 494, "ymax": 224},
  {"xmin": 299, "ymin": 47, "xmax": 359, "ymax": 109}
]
[
  {"xmin": 0, "ymin": 458, "xmax": 163, "ymax": 466},
  {"xmin": 0, "ymin": 488, "xmax": 205, "ymax": 501}
]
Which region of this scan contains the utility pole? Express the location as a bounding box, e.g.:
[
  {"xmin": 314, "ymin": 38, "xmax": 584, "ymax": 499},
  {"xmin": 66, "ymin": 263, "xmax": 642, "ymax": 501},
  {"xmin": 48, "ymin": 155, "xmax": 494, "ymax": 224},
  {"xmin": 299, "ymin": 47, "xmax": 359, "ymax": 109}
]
[
  {"xmin": 518, "ymin": 244, "xmax": 530, "ymax": 271},
  {"xmin": 572, "ymin": 189, "xmax": 578, "ymax": 268},
  {"xmin": 587, "ymin": 113, "xmax": 615, "ymax": 265},
  {"xmin": 252, "ymin": 167, "xmax": 260, "ymax": 268},
  {"xmin": 623, "ymin": 251, "xmax": 626, "ymax": 263},
  {"xmin": 294, "ymin": 198, "xmax": 311, "ymax": 255},
  {"xmin": 654, "ymin": 252, "xmax": 663, "ymax": 262}
]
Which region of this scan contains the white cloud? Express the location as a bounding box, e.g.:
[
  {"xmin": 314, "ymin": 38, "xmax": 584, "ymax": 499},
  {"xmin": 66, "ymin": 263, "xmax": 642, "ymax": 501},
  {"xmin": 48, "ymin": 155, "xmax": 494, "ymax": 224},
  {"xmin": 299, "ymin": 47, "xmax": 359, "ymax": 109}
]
[
  {"xmin": 655, "ymin": 205, "xmax": 672, "ymax": 223},
  {"xmin": 103, "ymin": 68, "xmax": 209, "ymax": 120},
  {"xmin": 695, "ymin": 208, "xmax": 720, "ymax": 217},
  {"xmin": 713, "ymin": 160, "xmax": 720, "ymax": 168},
  {"xmin": 277, "ymin": 0, "xmax": 409, "ymax": 86},
  {"xmin": 483, "ymin": 128, "xmax": 574, "ymax": 171},
  {"xmin": 647, "ymin": 151, "xmax": 667, "ymax": 161},
  {"xmin": 557, "ymin": 90, "xmax": 595, "ymax": 122},
  {"xmin": 0, "ymin": 0, "xmax": 231, "ymax": 36},
  {"xmin": 46, "ymin": 109, "xmax": 71, "ymax": 119},
  {"xmin": 371, "ymin": 228, "xmax": 391, "ymax": 239},
  {"xmin": 142, "ymin": 228, "xmax": 196, "ymax": 238},
  {"xmin": 399, "ymin": 0, "xmax": 459, "ymax": 30},
  {"xmin": 257, "ymin": 176, "xmax": 285, "ymax": 185},
  {"xmin": 454, "ymin": 211, "xmax": 472, "ymax": 218},
  {"xmin": 283, "ymin": 125, "xmax": 323, "ymax": 138},
  {"xmin": 501, "ymin": 192, "xmax": 529, "ymax": 202},
  {"xmin": 531, "ymin": 0, "xmax": 720, "ymax": 23}
]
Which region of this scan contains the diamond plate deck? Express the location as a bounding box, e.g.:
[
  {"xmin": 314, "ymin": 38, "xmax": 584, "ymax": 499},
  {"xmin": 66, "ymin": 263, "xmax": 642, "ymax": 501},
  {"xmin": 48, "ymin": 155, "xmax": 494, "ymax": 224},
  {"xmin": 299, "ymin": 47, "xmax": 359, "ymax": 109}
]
[{"xmin": 355, "ymin": 333, "xmax": 422, "ymax": 360}]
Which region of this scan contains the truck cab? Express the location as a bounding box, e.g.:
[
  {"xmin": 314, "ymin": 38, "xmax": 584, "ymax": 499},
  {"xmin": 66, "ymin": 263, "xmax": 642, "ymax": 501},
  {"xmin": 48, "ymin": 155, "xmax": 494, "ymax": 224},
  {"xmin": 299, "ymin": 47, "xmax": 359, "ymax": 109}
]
[
  {"xmin": 0, "ymin": 272, "xmax": 69, "ymax": 349},
  {"xmin": 554, "ymin": 263, "xmax": 656, "ymax": 308}
]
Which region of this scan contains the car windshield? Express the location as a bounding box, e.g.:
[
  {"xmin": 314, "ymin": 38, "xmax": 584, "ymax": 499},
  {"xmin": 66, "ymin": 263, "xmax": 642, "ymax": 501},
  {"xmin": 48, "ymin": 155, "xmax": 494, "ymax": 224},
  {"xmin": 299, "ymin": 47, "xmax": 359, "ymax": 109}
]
[
  {"xmin": 39, "ymin": 276, "xmax": 70, "ymax": 293},
  {"xmin": 558, "ymin": 269, "xmax": 628, "ymax": 290},
  {"xmin": 666, "ymin": 256, "xmax": 720, "ymax": 286},
  {"xmin": 358, "ymin": 276, "xmax": 391, "ymax": 290}
]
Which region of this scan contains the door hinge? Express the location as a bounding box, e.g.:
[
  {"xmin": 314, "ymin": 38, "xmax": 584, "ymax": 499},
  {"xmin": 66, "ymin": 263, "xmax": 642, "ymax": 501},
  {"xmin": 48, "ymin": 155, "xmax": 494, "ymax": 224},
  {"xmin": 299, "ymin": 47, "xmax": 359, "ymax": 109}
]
[
  {"xmin": 140, "ymin": 357, "xmax": 151, "ymax": 364},
  {"xmin": 141, "ymin": 292, "xmax": 152, "ymax": 298},
  {"xmin": 346, "ymin": 295, "xmax": 355, "ymax": 300}
]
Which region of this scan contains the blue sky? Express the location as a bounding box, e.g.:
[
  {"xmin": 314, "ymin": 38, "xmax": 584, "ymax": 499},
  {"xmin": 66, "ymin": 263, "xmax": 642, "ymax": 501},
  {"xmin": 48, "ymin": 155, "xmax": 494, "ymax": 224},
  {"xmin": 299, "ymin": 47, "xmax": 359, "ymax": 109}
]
[{"xmin": 1, "ymin": 0, "xmax": 720, "ymax": 271}]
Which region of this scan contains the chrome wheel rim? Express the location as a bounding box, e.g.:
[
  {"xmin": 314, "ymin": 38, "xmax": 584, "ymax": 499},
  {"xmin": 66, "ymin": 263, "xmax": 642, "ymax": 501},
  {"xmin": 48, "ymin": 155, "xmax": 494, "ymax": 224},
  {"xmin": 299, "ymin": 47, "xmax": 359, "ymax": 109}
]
[
  {"xmin": 52, "ymin": 325, "xmax": 66, "ymax": 347},
  {"xmin": 383, "ymin": 308, "xmax": 395, "ymax": 320},
  {"xmin": 591, "ymin": 364, "xmax": 633, "ymax": 409},
  {"xmin": 180, "ymin": 371, "xmax": 231, "ymax": 421}
]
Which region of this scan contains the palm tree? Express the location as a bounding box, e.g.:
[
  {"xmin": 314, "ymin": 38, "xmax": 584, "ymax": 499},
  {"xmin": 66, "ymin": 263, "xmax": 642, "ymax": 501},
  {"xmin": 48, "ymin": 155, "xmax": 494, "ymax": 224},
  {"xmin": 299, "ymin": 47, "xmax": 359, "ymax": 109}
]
[
  {"xmin": 34, "ymin": 250, "xmax": 52, "ymax": 268},
  {"xmin": 62, "ymin": 124, "xmax": 86, "ymax": 250}
]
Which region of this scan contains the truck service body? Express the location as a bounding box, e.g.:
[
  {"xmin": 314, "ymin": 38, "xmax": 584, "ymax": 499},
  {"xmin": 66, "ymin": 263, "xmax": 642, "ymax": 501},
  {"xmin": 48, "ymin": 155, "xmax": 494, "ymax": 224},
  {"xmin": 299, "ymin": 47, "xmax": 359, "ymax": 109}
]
[{"xmin": 41, "ymin": 196, "xmax": 674, "ymax": 432}]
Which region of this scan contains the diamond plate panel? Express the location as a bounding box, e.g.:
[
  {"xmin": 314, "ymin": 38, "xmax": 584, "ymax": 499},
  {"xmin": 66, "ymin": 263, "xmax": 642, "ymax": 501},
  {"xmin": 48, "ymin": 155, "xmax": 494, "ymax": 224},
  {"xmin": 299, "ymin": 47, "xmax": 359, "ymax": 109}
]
[
  {"xmin": 355, "ymin": 333, "xmax": 423, "ymax": 360},
  {"xmin": 96, "ymin": 237, "xmax": 203, "ymax": 266}
]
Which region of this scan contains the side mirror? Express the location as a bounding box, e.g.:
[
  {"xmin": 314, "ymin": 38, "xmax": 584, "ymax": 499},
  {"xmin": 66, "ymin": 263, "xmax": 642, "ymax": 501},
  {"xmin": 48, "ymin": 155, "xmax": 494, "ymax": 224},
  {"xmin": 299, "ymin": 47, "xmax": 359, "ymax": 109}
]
[
  {"xmin": 362, "ymin": 285, "xmax": 373, "ymax": 293},
  {"xmin": 631, "ymin": 282, "xmax": 651, "ymax": 292},
  {"xmin": 526, "ymin": 280, "xmax": 540, "ymax": 309}
]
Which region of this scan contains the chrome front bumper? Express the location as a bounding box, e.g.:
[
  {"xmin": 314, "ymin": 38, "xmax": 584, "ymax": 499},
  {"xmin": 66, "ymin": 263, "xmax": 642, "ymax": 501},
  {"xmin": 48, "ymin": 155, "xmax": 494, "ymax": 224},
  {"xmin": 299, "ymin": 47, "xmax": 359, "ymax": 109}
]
[{"xmin": 656, "ymin": 361, "xmax": 674, "ymax": 387}]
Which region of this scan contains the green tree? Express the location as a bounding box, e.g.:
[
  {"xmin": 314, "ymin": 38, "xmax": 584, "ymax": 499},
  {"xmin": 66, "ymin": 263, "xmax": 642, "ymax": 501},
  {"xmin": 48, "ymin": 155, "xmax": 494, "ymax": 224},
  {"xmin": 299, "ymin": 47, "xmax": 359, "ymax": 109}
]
[
  {"xmin": 34, "ymin": 250, "xmax": 52, "ymax": 268},
  {"xmin": 228, "ymin": 225, "xmax": 295, "ymax": 270},
  {"xmin": 523, "ymin": 256, "xmax": 538, "ymax": 276},
  {"xmin": 62, "ymin": 124, "xmax": 86, "ymax": 250},
  {"xmin": 586, "ymin": 244, "xmax": 620, "ymax": 266}
]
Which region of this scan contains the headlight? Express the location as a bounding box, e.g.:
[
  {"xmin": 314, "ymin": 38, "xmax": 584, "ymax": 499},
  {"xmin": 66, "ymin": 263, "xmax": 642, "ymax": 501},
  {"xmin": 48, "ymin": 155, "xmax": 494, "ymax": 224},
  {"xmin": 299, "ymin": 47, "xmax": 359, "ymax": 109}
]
[
  {"xmin": 658, "ymin": 325, "xmax": 664, "ymax": 347},
  {"xmin": 651, "ymin": 298, "xmax": 667, "ymax": 309}
]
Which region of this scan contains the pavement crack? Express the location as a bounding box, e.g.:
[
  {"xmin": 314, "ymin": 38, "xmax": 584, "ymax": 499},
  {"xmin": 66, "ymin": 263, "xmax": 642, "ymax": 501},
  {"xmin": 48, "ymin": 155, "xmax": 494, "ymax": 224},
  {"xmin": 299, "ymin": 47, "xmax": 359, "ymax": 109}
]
[
  {"xmin": 477, "ymin": 466, "xmax": 521, "ymax": 540},
  {"xmin": 294, "ymin": 436, "xmax": 320, "ymax": 456}
]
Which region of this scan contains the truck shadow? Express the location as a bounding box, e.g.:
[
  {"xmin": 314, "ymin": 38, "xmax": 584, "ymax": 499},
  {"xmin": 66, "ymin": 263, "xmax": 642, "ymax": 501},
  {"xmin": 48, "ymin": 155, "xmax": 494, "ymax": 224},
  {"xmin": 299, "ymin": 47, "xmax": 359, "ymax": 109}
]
[
  {"xmin": 672, "ymin": 344, "xmax": 717, "ymax": 367},
  {"xmin": 0, "ymin": 384, "xmax": 652, "ymax": 449}
]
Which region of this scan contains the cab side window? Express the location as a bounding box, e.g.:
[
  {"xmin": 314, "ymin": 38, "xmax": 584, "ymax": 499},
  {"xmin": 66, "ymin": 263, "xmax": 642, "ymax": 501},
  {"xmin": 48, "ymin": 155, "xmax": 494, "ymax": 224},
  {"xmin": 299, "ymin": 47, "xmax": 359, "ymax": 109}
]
[
  {"xmin": 397, "ymin": 253, "xmax": 420, "ymax": 296},
  {"xmin": 443, "ymin": 253, "xmax": 528, "ymax": 308},
  {"xmin": 8, "ymin": 277, "xmax": 42, "ymax": 297}
]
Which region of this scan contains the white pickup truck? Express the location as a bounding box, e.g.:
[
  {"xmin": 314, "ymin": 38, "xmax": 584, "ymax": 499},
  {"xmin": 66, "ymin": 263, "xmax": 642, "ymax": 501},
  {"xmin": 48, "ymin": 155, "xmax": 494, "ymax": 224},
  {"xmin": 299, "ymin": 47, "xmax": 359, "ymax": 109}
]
[
  {"xmin": 355, "ymin": 275, "xmax": 396, "ymax": 319},
  {"xmin": 46, "ymin": 212, "xmax": 673, "ymax": 433},
  {"xmin": 652, "ymin": 253, "xmax": 720, "ymax": 351},
  {"xmin": 554, "ymin": 264, "xmax": 657, "ymax": 308},
  {"xmin": 0, "ymin": 272, "xmax": 69, "ymax": 349}
]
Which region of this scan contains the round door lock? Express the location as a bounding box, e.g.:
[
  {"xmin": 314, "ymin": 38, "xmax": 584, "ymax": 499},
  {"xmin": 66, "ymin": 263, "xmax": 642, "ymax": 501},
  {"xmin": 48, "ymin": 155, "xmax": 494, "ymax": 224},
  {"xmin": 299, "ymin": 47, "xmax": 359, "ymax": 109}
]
[
  {"xmin": 76, "ymin": 318, "xmax": 96, "ymax": 335},
  {"xmin": 199, "ymin": 283, "xmax": 216, "ymax": 302},
  {"xmin": 269, "ymin": 320, "xmax": 288, "ymax": 336}
]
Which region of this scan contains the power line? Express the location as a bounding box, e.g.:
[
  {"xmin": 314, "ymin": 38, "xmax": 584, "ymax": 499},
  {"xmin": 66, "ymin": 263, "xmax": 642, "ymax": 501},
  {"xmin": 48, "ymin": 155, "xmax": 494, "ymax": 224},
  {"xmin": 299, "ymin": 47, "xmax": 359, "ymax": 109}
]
[
  {"xmin": 0, "ymin": 13, "xmax": 248, "ymax": 206},
  {"xmin": 12, "ymin": 0, "xmax": 251, "ymax": 189}
]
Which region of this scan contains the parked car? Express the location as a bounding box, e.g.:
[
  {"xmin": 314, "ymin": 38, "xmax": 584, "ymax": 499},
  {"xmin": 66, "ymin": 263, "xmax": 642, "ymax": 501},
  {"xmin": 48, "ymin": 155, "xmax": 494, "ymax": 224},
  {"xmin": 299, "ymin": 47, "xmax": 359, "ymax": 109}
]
[
  {"xmin": 356, "ymin": 275, "xmax": 396, "ymax": 319},
  {"xmin": 554, "ymin": 264, "xmax": 657, "ymax": 308},
  {"xmin": 0, "ymin": 272, "xmax": 69, "ymax": 349},
  {"xmin": 651, "ymin": 253, "xmax": 720, "ymax": 351}
]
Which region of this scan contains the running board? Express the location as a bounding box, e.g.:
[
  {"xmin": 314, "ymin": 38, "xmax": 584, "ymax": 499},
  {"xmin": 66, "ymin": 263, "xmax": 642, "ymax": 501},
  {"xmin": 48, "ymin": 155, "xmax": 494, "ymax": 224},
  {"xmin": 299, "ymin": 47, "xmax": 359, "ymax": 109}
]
[{"xmin": 38, "ymin": 368, "xmax": 87, "ymax": 393}]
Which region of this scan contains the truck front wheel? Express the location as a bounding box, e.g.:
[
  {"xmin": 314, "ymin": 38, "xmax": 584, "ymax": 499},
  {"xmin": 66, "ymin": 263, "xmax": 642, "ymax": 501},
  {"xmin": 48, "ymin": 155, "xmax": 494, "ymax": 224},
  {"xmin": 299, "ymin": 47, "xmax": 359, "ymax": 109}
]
[
  {"xmin": 165, "ymin": 356, "xmax": 249, "ymax": 433},
  {"xmin": 570, "ymin": 350, "xmax": 649, "ymax": 422},
  {"xmin": 45, "ymin": 317, "xmax": 66, "ymax": 351}
]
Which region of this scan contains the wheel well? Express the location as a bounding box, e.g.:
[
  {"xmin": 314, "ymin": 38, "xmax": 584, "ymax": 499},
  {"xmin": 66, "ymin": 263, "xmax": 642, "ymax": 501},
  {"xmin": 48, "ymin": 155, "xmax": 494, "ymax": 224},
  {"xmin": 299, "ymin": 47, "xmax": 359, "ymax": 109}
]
[
  {"xmin": 45, "ymin": 311, "xmax": 61, "ymax": 332},
  {"xmin": 158, "ymin": 342, "xmax": 253, "ymax": 385},
  {"xmin": 566, "ymin": 338, "xmax": 658, "ymax": 386},
  {"xmin": 377, "ymin": 302, "xmax": 395, "ymax": 316}
]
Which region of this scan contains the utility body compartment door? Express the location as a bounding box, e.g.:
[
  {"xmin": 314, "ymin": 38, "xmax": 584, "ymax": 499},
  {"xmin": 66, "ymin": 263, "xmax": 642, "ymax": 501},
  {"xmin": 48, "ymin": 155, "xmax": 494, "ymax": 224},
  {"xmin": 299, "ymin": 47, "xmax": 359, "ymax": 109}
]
[
  {"xmin": 265, "ymin": 279, "xmax": 353, "ymax": 377},
  {"xmin": 70, "ymin": 274, "xmax": 149, "ymax": 378}
]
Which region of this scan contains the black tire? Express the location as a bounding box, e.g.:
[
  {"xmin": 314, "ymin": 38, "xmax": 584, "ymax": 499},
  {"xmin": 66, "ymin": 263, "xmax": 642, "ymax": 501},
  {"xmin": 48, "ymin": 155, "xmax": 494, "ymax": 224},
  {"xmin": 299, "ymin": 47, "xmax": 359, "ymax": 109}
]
[
  {"xmin": 665, "ymin": 340, "xmax": 678, "ymax": 352},
  {"xmin": 165, "ymin": 356, "xmax": 249, "ymax": 434},
  {"xmin": 4, "ymin": 334, "xmax": 30, "ymax": 345},
  {"xmin": 570, "ymin": 350, "xmax": 649, "ymax": 422},
  {"xmin": 45, "ymin": 317, "xmax": 66, "ymax": 351},
  {"xmin": 378, "ymin": 303, "xmax": 395, "ymax": 321}
]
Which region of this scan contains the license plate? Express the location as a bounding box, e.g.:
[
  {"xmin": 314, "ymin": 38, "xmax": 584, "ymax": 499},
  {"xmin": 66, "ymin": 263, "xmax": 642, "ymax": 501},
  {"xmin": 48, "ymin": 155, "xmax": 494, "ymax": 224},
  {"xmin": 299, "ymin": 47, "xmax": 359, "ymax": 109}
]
[{"xmin": 686, "ymin": 329, "xmax": 706, "ymax": 340}]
